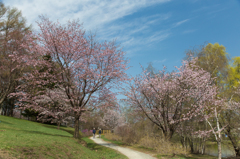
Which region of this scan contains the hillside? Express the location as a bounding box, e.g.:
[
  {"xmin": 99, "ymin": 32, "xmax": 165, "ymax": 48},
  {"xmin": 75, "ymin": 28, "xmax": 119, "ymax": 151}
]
[{"xmin": 0, "ymin": 116, "xmax": 127, "ymax": 159}]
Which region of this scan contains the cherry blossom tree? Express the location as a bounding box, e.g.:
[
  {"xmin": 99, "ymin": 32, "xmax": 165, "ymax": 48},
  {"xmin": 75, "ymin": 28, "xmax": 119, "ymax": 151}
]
[
  {"xmin": 34, "ymin": 87, "xmax": 72, "ymax": 129},
  {"xmin": 126, "ymin": 58, "xmax": 222, "ymax": 140},
  {"xmin": 11, "ymin": 16, "xmax": 128, "ymax": 138},
  {"xmin": 100, "ymin": 109, "xmax": 125, "ymax": 132}
]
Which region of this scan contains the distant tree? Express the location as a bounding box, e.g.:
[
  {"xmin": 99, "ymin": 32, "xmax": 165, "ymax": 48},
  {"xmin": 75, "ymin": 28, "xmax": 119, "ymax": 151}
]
[
  {"xmin": 21, "ymin": 108, "xmax": 38, "ymax": 121},
  {"xmin": 185, "ymin": 43, "xmax": 230, "ymax": 88},
  {"xmin": 100, "ymin": 109, "xmax": 125, "ymax": 132},
  {"xmin": 225, "ymin": 57, "xmax": 240, "ymax": 90},
  {"xmin": 0, "ymin": 2, "xmax": 31, "ymax": 112},
  {"xmin": 145, "ymin": 62, "xmax": 157, "ymax": 77}
]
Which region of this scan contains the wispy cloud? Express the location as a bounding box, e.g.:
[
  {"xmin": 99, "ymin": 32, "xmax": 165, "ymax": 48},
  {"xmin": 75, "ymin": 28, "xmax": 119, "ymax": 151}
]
[
  {"xmin": 3, "ymin": 0, "xmax": 171, "ymax": 30},
  {"xmin": 173, "ymin": 19, "xmax": 190, "ymax": 27},
  {"xmin": 148, "ymin": 31, "xmax": 170, "ymax": 43},
  {"xmin": 207, "ymin": 8, "xmax": 228, "ymax": 15},
  {"xmin": 182, "ymin": 29, "xmax": 197, "ymax": 34},
  {"xmin": 193, "ymin": 4, "xmax": 223, "ymax": 14},
  {"xmin": 3, "ymin": 0, "xmax": 172, "ymax": 57},
  {"xmin": 98, "ymin": 13, "xmax": 171, "ymax": 38},
  {"xmin": 153, "ymin": 59, "xmax": 166, "ymax": 63},
  {"xmin": 96, "ymin": 14, "xmax": 171, "ymax": 56}
]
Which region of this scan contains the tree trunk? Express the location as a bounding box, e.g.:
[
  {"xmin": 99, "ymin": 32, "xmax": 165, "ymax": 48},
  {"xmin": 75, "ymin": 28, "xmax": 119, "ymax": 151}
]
[
  {"xmin": 188, "ymin": 137, "xmax": 194, "ymax": 153},
  {"xmin": 180, "ymin": 136, "xmax": 187, "ymax": 150},
  {"xmin": 74, "ymin": 116, "xmax": 80, "ymax": 138},
  {"xmin": 163, "ymin": 129, "xmax": 174, "ymax": 140},
  {"xmin": 0, "ymin": 107, "xmax": 2, "ymax": 115},
  {"xmin": 10, "ymin": 108, "xmax": 13, "ymax": 117},
  {"xmin": 57, "ymin": 122, "xmax": 60, "ymax": 129},
  {"xmin": 227, "ymin": 131, "xmax": 240, "ymax": 157},
  {"xmin": 201, "ymin": 137, "xmax": 206, "ymax": 155},
  {"xmin": 217, "ymin": 140, "xmax": 222, "ymax": 159},
  {"xmin": 10, "ymin": 99, "xmax": 14, "ymax": 117},
  {"xmin": 180, "ymin": 136, "xmax": 185, "ymax": 148},
  {"xmin": 6, "ymin": 109, "xmax": 8, "ymax": 116}
]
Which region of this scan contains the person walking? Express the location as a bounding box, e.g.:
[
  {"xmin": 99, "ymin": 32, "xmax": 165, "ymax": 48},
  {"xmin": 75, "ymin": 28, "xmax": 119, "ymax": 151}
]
[
  {"xmin": 93, "ymin": 128, "xmax": 96, "ymax": 139},
  {"xmin": 99, "ymin": 128, "xmax": 102, "ymax": 138}
]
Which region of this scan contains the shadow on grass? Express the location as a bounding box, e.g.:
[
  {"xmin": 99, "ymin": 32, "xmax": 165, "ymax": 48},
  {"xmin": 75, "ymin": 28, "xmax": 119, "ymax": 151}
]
[
  {"xmin": 24, "ymin": 130, "xmax": 71, "ymax": 138},
  {"xmin": 86, "ymin": 142, "xmax": 107, "ymax": 150},
  {"xmin": 4, "ymin": 127, "xmax": 71, "ymax": 138},
  {"xmin": 41, "ymin": 124, "xmax": 89, "ymax": 148},
  {"xmin": 0, "ymin": 120, "xmax": 13, "ymax": 125},
  {"xmin": 41, "ymin": 124, "xmax": 73, "ymax": 133},
  {"xmin": 41, "ymin": 124, "xmax": 84, "ymax": 140}
]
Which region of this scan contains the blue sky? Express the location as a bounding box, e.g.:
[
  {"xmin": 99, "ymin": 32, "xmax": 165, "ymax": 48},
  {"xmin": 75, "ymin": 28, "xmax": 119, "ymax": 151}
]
[{"xmin": 3, "ymin": 0, "xmax": 240, "ymax": 79}]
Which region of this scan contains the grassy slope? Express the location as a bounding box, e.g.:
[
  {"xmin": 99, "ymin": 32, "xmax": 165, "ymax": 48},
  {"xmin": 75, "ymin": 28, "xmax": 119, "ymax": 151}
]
[{"xmin": 0, "ymin": 116, "xmax": 127, "ymax": 159}]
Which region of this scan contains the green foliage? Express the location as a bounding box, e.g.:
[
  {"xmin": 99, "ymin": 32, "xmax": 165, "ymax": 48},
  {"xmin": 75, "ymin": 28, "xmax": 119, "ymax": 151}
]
[
  {"xmin": 186, "ymin": 43, "xmax": 230, "ymax": 88},
  {"xmin": 21, "ymin": 108, "xmax": 39, "ymax": 119},
  {"xmin": 226, "ymin": 56, "xmax": 240, "ymax": 89},
  {"xmin": 37, "ymin": 54, "xmax": 59, "ymax": 90}
]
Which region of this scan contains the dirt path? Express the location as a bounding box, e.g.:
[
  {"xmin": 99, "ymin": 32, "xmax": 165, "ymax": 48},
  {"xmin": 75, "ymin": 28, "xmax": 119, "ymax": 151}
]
[{"xmin": 90, "ymin": 137, "xmax": 156, "ymax": 159}]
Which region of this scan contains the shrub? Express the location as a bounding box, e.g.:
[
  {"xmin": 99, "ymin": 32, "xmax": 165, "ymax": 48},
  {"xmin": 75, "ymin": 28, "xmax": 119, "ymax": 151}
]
[{"xmin": 81, "ymin": 129, "xmax": 92, "ymax": 137}]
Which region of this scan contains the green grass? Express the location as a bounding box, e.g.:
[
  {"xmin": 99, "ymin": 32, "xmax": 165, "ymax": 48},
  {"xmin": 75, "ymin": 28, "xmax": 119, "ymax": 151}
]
[{"xmin": 0, "ymin": 116, "xmax": 127, "ymax": 159}]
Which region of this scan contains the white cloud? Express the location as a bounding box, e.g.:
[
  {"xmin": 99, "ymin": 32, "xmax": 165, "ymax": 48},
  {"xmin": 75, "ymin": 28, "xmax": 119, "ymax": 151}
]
[
  {"xmin": 94, "ymin": 13, "xmax": 171, "ymax": 56},
  {"xmin": 173, "ymin": 19, "xmax": 189, "ymax": 27},
  {"xmin": 153, "ymin": 59, "xmax": 166, "ymax": 63},
  {"xmin": 148, "ymin": 31, "xmax": 170, "ymax": 43},
  {"xmin": 3, "ymin": 0, "xmax": 171, "ymax": 30},
  {"xmin": 99, "ymin": 13, "xmax": 171, "ymax": 37},
  {"xmin": 3, "ymin": 0, "xmax": 172, "ymax": 57}
]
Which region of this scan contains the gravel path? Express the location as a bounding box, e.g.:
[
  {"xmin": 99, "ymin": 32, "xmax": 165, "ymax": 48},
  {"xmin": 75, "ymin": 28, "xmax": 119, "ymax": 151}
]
[{"xmin": 90, "ymin": 137, "xmax": 156, "ymax": 159}]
